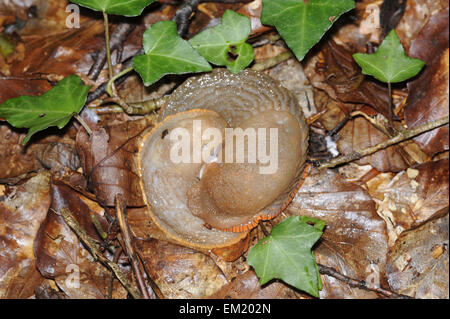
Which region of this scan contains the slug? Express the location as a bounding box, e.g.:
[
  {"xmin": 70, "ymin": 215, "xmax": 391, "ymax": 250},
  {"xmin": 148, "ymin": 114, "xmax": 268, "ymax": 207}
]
[{"xmin": 138, "ymin": 69, "xmax": 308, "ymax": 249}]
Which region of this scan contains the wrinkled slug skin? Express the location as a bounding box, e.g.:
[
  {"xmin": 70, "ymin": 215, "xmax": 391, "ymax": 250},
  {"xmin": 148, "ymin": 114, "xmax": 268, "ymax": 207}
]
[{"xmin": 161, "ymin": 69, "xmax": 309, "ymax": 231}]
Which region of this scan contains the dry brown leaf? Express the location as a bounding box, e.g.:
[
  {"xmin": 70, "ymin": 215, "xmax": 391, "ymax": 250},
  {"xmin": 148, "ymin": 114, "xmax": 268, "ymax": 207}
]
[
  {"xmin": 76, "ymin": 116, "xmax": 155, "ymax": 207},
  {"xmin": 404, "ymin": 7, "xmax": 449, "ymax": 156},
  {"xmin": 396, "ymin": 0, "xmax": 448, "ymax": 50},
  {"xmin": 0, "ymin": 171, "xmax": 50, "ymax": 298},
  {"xmin": 304, "ymin": 40, "xmax": 392, "ymax": 119},
  {"xmin": 337, "ymin": 115, "xmax": 411, "ymax": 172},
  {"xmin": 137, "ymin": 239, "xmax": 228, "ymax": 298},
  {"xmin": 386, "ymin": 214, "xmax": 449, "ymax": 298},
  {"xmin": 34, "ymin": 182, "xmax": 127, "ymax": 299},
  {"xmin": 209, "ymin": 270, "xmax": 307, "ymax": 299},
  {"xmin": 286, "ymin": 168, "xmax": 389, "ymax": 298},
  {"xmin": 369, "ymin": 158, "xmax": 449, "ymax": 245}
]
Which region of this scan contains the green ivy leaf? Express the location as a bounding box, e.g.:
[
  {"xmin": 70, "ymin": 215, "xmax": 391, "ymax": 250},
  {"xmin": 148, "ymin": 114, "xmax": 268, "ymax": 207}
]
[
  {"xmin": 0, "ymin": 75, "xmax": 90, "ymax": 144},
  {"xmin": 189, "ymin": 9, "xmax": 254, "ymax": 73},
  {"xmin": 261, "ymin": 0, "xmax": 354, "ymax": 61},
  {"xmin": 247, "ymin": 216, "xmax": 324, "ymax": 297},
  {"xmin": 70, "ymin": 0, "xmax": 157, "ymax": 16},
  {"xmin": 133, "ymin": 21, "xmax": 212, "ymax": 86},
  {"xmin": 353, "ymin": 30, "xmax": 425, "ymax": 83}
]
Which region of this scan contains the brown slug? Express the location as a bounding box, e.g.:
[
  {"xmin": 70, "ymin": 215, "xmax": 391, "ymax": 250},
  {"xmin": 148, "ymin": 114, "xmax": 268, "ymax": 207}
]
[{"xmin": 138, "ymin": 69, "xmax": 308, "ymax": 249}]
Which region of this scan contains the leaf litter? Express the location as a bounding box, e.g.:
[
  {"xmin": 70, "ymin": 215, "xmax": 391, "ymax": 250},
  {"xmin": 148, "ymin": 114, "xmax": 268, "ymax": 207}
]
[{"xmin": 0, "ymin": 0, "xmax": 448, "ymax": 299}]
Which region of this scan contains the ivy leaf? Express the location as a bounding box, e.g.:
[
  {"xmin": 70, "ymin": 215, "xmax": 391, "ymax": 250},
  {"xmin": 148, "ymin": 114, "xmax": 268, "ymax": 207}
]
[
  {"xmin": 70, "ymin": 0, "xmax": 157, "ymax": 16},
  {"xmin": 0, "ymin": 75, "xmax": 90, "ymax": 144},
  {"xmin": 247, "ymin": 216, "xmax": 324, "ymax": 297},
  {"xmin": 133, "ymin": 21, "xmax": 212, "ymax": 86},
  {"xmin": 261, "ymin": 0, "xmax": 354, "ymax": 61},
  {"xmin": 353, "ymin": 30, "xmax": 425, "ymax": 83},
  {"xmin": 189, "ymin": 9, "xmax": 254, "ymax": 73}
]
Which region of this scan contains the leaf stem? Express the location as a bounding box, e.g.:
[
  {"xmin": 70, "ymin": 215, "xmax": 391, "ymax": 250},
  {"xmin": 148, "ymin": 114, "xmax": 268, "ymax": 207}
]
[
  {"xmin": 106, "ymin": 67, "xmax": 134, "ymax": 97},
  {"xmin": 103, "ymin": 12, "xmax": 114, "ymax": 80},
  {"xmin": 74, "ymin": 113, "xmax": 93, "ymax": 136},
  {"xmin": 388, "ymin": 81, "xmax": 393, "ymax": 130}
]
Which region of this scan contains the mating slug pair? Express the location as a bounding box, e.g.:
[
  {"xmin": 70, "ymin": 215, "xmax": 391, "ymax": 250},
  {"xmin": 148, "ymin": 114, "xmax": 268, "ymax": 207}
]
[{"xmin": 138, "ymin": 69, "xmax": 308, "ymax": 249}]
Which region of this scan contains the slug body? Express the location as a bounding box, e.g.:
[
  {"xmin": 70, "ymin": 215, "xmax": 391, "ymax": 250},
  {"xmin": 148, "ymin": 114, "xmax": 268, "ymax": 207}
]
[{"xmin": 138, "ymin": 69, "xmax": 308, "ymax": 249}]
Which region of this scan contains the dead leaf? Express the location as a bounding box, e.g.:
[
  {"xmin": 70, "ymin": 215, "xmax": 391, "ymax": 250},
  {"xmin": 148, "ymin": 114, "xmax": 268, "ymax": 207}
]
[
  {"xmin": 369, "ymin": 158, "xmax": 449, "ymax": 243},
  {"xmin": 386, "ymin": 214, "xmax": 449, "ymax": 298},
  {"xmin": 286, "ymin": 168, "xmax": 389, "ymax": 298},
  {"xmin": 304, "ymin": 40, "xmax": 392, "ymax": 119},
  {"xmin": 337, "ymin": 115, "xmax": 411, "ymax": 172},
  {"xmin": 76, "ymin": 116, "xmax": 155, "ymax": 207},
  {"xmin": 137, "ymin": 239, "xmax": 228, "ymax": 298},
  {"xmin": 404, "ymin": 7, "xmax": 449, "ymax": 156},
  {"xmin": 0, "ymin": 171, "xmax": 50, "ymax": 298},
  {"xmin": 34, "ymin": 181, "xmax": 128, "ymax": 299},
  {"xmin": 209, "ymin": 270, "xmax": 308, "ymax": 299}
]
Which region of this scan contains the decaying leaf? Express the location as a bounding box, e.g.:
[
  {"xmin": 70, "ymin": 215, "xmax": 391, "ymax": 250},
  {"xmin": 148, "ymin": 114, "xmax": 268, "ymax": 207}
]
[
  {"xmin": 34, "ymin": 182, "xmax": 128, "ymax": 299},
  {"xmin": 404, "ymin": 7, "xmax": 449, "ymax": 156},
  {"xmin": 76, "ymin": 116, "xmax": 155, "ymax": 207},
  {"xmin": 369, "ymin": 158, "xmax": 449, "ymax": 243},
  {"xmin": 386, "ymin": 214, "xmax": 449, "ymax": 298},
  {"xmin": 0, "ymin": 171, "xmax": 50, "ymax": 298},
  {"xmin": 304, "ymin": 40, "xmax": 392, "ymax": 119},
  {"xmin": 209, "ymin": 269, "xmax": 308, "ymax": 299},
  {"xmin": 286, "ymin": 168, "xmax": 389, "ymax": 298},
  {"xmin": 137, "ymin": 239, "xmax": 228, "ymax": 298}
]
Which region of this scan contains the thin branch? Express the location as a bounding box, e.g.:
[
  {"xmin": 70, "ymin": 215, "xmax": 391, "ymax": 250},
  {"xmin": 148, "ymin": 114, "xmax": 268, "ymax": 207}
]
[
  {"xmin": 60, "ymin": 208, "xmax": 143, "ymax": 299},
  {"xmin": 115, "ymin": 194, "xmax": 156, "ymax": 299},
  {"xmin": 319, "ymin": 116, "xmax": 449, "ymax": 169},
  {"xmin": 172, "ymin": 0, "xmax": 200, "ymax": 37},
  {"xmin": 251, "ymin": 51, "xmax": 293, "ymax": 71},
  {"xmin": 89, "ymin": 23, "xmax": 136, "ymax": 80},
  {"xmin": 318, "ymin": 263, "xmax": 412, "ymax": 299},
  {"xmin": 73, "ymin": 114, "xmax": 93, "ymax": 136}
]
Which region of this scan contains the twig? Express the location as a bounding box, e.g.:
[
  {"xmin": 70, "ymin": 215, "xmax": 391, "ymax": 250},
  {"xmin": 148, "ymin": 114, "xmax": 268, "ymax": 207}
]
[
  {"xmin": 317, "ymin": 263, "xmax": 412, "ymax": 299},
  {"xmin": 86, "ymin": 48, "xmax": 144, "ymax": 104},
  {"xmin": 108, "ymin": 246, "xmax": 123, "ymax": 299},
  {"xmin": 251, "ymin": 51, "xmax": 293, "ymax": 71},
  {"xmin": 172, "ymin": 0, "xmax": 200, "ymax": 37},
  {"xmin": 73, "ymin": 114, "xmax": 93, "ymax": 136},
  {"xmin": 115, "ymin": 194, "xmax": 156, "ymax": 299},
  {"xmin": 319, "ymin": 116, "xmax": 449, "ymax": 169},
  {"xmin": 89, "ymin": 23, "xmax": 136, "ymax": 80},
  {"xmin": 60, "ymin": 208, "xmax": 143, "ymax": 299}
]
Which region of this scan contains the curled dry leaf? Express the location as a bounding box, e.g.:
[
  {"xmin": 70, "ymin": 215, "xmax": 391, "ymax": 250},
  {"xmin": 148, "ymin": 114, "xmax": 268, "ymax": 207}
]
[
  {"xmin": 136, "ymin": 239, "xmax": 228, "ymax": 298},
  {"xmin": 34, "ymin": 182, "xmax": 128, "ymax": 299},
  {"xmin": 286, "ymin": 168, "xmax": 389, "ymax": 298},
  {"xmin": 0, "ymin": 171, "xmax": 50, "ymax": 298},
  {"xmin": 304, "ymin": 40, "xmax": 391, "ymax": 119},
  {"xmin": 404, "ymin": 7, "xmax": 449, "ymax": 156},
  {"xmin": 386, "ymin": 214, "xmax": 449, "ymax": 299},
  {"xmin": 368, "ymin": 158, "xmax": 449, "ymax": 243},
  {"xmin": 76, "ymin": 116, "xmax": 155, "ymax": 207}
]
